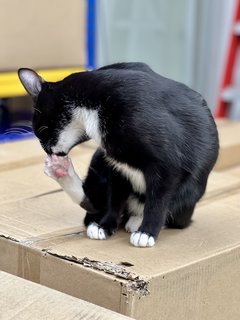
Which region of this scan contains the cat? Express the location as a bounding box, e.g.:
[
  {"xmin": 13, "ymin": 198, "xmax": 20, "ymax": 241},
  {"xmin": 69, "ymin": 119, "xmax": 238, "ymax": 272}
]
[{"xmin": 18, "ymin": 62, "xmax": 219, "ymax": 247}]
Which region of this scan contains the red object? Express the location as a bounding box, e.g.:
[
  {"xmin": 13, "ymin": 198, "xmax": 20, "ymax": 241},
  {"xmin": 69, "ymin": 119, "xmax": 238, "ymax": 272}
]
[{"xmin": 216, "ymin": 0, "xmax": 240, "ymax": 117}]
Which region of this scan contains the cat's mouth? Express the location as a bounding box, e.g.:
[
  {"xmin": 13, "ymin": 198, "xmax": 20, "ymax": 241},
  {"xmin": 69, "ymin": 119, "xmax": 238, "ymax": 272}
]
[{"xmin": 54, "ymin": 151, "xmax": 67, "ymax": 157}]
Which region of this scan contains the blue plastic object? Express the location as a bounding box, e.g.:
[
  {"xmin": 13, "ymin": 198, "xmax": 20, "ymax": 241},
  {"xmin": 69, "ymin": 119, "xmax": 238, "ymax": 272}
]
[{"xmin": 87, "ymin": 0, "xmax": 96, "ymax": 69}]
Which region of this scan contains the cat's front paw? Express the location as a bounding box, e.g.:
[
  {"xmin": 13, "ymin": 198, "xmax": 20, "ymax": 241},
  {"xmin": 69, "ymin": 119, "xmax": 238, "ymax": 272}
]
[
  {"xmin": 44, "ymin": 155, "xmax": 73, "ymax": 180},
  {"xmin": 130, "ymin": 231, "xmax": 155, "ymax": 247},
  {"xmin": 87, "ymin": 222, "xmax": 108, "ymax": 240}
]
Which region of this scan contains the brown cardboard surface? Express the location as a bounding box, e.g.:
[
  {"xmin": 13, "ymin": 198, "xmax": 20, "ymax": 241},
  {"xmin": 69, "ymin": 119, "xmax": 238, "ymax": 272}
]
[
  {"xmin": 1, "ymin": 157, "xmax": 239, "ymax": 205},
  {"xmin": 214, "ymin": 118, "xmax": 230, "ymax": 127},
  {"xmin": 224, "ymin": 165, "xmax": 240, "ymax": 178},
  {"xmin": 0, "ymin": 146, "xmax": 95, "ymax": 204},
  {"xmin": 215, "ymin": 120, "xmax": 240, "ymax": 170},
  {"xmin": 0, "ymin": 190, "xmax": 240, "ymax": 319},
  {"xmin": 0, "ymin": 0, "xmax": 86, "ymax": 70},
  {"xmin": 0, "ymin": 271, "xmax": 133, "ymax": 320},
  {"xmin": 0, "ymin": 138, "xmax": 44, "ymax": 171},
  {"xmin": 202, "ymin": 171, "xmax": 240, "ymax": 203},
  {"xmin": 0, "ymin": 134, "xmax": 238, "ymax": 204},
  {"xmin": 0, "ymin": 137, "xmax": 96, "ymax": 172}
]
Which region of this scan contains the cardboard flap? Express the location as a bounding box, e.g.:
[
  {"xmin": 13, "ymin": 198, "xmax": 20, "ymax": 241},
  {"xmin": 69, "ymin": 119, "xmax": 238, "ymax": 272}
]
[{"xmin": 0, "ymin": 271, "xmax": 133, "ymax": 320}]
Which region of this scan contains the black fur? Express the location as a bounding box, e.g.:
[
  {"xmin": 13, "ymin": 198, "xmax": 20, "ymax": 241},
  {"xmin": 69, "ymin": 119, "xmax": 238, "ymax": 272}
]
[{"xmin": 19, "ymin": 62, "xmax": 219, "ymax": 241}]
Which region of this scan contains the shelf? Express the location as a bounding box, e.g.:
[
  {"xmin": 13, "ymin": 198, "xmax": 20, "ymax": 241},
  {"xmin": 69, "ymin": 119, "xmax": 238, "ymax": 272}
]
[{"xmin": 0, "ymin": 67, "xmax": 85, "ymax": 98}]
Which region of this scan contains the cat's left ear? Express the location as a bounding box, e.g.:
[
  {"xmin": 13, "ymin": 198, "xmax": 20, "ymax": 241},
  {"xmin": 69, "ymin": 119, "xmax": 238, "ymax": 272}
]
[{"xmin": 18, "ymin": 68, "xmax": 45, "ymax": 99}]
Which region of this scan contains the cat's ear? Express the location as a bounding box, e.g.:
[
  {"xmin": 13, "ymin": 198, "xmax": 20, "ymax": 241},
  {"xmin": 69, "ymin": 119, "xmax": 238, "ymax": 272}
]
[{"xmin": 18, "ymin": 68, "xmax": 44, "ymax": 98}]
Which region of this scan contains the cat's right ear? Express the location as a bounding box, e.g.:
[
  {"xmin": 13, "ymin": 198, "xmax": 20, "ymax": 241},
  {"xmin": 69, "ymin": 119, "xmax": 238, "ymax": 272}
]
[{"xmin": 18, "ymin": 68, "xmax": 44, "ymax": 99}]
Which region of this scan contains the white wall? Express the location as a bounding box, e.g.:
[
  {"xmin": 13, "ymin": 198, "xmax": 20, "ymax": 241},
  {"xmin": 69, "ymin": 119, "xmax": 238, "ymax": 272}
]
[
  {"xmin": 96, "ymin": 0, "xmax": 192, "ymax": 83},
  {"xmin": 191, "ymin": 0, "xmax": 236, "ymax": 112},
  {"xmin": 96, "ymin": 0, "xmax": 238, "ymax": 115}
]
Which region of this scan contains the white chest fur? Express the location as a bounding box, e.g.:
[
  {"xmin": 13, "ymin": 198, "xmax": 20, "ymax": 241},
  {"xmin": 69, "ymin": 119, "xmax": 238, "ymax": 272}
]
[
  {"xmin": 73, "ymin": 108, "xmax": 102, "ymax": 145},
  {"xmin": 106, "ymin": 157, "xmax": 146, "ymax": 194},
  {"xmin": 52, "ymin": 107, "xmax": 102, "ymax": 154}
]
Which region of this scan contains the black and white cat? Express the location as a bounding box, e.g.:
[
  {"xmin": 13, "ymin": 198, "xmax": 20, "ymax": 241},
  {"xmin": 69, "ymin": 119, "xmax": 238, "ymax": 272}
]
[{"xmin": 18, "ymin": 62, "xmax": 219, "ymax": 247}]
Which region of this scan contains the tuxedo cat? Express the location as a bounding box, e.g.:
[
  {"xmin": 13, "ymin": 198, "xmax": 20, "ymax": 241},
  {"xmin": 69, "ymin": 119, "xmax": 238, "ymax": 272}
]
[{"xmin": 18, "ymin": 62, "xmax": 219, "ymax": 247}]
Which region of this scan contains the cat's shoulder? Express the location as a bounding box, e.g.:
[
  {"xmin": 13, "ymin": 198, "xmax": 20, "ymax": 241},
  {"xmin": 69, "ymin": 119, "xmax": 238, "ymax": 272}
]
[{"xmin": 97, "ymin": 62, "xmax": 153, "ymax": 74}]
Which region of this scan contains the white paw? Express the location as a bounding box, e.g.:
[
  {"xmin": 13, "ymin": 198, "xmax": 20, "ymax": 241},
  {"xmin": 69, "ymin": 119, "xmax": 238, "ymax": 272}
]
[
  {"xmin": 130, "ymin": 232, "xmax": 155, "ymax": 247},
  {"xmin": 125, "ymin": 215, "xmax": 143, "ymax": 233},
  {"xmin": 87, "ymin": 223, "xmax": 107, "ymax": 240},
  {"xmin": 44, "ymin": 155, "xmax": 74, "ymax": 180}
]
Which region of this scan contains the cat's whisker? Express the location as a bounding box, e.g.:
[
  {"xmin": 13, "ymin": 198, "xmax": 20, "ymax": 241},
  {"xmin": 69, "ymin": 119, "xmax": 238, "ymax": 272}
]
[
  {"xmin": 38, "ymin": 126, "xmax": 49, "ymax": 133},
  {"xmin": 34, "ymin": 108, "xmax": 42, "ymax": 114},
  {"xmin": 18, "ymin": 125, "xmax": 32, "ymax": 128},
  {"xmin": 4, "ymin": 128, "xmax": 32, "ymax": 134}
]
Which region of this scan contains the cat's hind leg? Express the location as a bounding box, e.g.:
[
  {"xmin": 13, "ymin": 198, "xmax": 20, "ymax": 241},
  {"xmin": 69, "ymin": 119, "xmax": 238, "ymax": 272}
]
[
  {"xmin": 87, "ymin": 170, "xmax": 132, "ymax": 240},
  {"xmin": 165, "ymin": 177, "xmax": 207, "ymax": 229},
  {"xmin": 166, "ymin": 206, "xmax": 195, "ymax": 229},
  {"xmin": 124, "ymin": 195, "xmax": 144, "ymax": 233},
  {"xmin": 125, "ymin": 215, "xmax": 143, "ymax": 233},
  {"xmin": 87, "ymin": 222, "xmax": 108, "ymax": 240},
  {"xmin": 130, "ymin": 168, "xmax": 179, "ymax": 247},
  {"xmin": 84, "ymin": 211, "xmax": 105, "ymax": 227}
]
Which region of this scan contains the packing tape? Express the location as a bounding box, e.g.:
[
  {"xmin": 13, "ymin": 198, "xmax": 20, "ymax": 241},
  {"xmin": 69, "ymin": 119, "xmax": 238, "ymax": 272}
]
[
  {"xmin": 16, "ymin": 226, "xmax": 85, "ymax": 283},
  {"xmin": 17, "ymin": 245, "xmax": 41, "ymax": 283},
  {"xmin": 19, "ymin": 226, "xmax": 85, "ymax": 247}
]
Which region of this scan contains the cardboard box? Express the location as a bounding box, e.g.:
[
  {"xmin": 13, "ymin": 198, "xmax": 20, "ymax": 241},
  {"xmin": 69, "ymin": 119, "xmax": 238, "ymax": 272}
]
[
  {"xmin": 0, "ymin": 0, "xmax": 86, "ymax": 71},
  {"xmin": 1, "ymin": 130, "xmax": 240, "ymax": 319},
  {"xmin": 0, "ymin": 271, "xmax": 133, "ymax": 320},
  {"xmin": 1, "ymin": 187, "xmax": 240, "ymax": 319},
  {"xmin": 215, "ymin": 120, "xmax": 240, "ymax": 170}
]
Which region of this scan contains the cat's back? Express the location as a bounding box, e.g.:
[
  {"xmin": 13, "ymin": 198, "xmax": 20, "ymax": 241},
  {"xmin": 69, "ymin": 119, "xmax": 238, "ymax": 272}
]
[
  {"xmin": 62, "ymin": 63, "xmax": 195, "ymax": 101},
  {"xmin": 93, "ymin": 65, "xmax": 207, "ymax": 113},
  {"xmin": 61, "ymin": 63, "xmax": 214, "ymax": 128}
]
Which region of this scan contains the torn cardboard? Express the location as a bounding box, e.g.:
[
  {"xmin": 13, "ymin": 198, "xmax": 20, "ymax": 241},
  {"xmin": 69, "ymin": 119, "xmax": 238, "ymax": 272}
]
[
  {"xmin": 0, "ymin": 271, "xmax": 133, "ymax": 320},
  {"xmin": 1, "ymin": 190, "xmax": 240, "ymax": 320}
]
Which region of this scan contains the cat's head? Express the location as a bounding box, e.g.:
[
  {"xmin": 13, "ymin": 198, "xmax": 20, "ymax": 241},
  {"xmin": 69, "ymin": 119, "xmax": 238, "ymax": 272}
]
[{"xmin": 18, "ymin": 69, "xmax": 88, "ymax": 155}]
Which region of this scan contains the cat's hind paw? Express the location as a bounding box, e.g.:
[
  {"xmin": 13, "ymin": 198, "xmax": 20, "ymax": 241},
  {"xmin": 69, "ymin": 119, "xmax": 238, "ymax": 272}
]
[
  {"xmin": 125, "ymin": 215, "xmax": 143, "ymax": 233},
  {"xmin": 87, "ymin": 222, "xmax": 107, "ymax": 240},
  {"xmin": 130, "ymin": 232, "xmax": 155, "ymax": 247}
]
